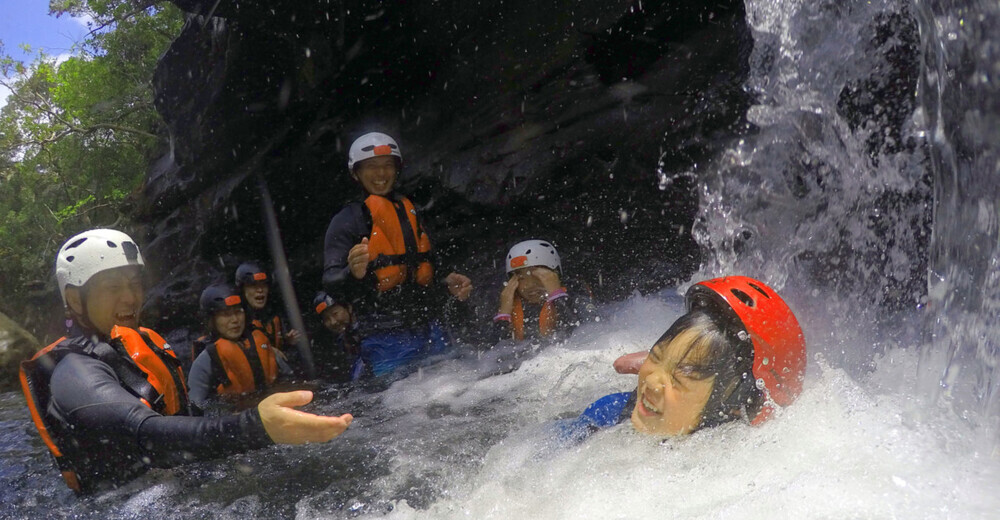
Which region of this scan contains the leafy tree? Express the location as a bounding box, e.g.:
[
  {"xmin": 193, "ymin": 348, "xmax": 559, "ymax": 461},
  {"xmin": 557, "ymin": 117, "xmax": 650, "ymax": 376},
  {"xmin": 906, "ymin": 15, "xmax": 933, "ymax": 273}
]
[{"xmin": 0, "ymin": 1, "xmax": 182, "ymax": 331}]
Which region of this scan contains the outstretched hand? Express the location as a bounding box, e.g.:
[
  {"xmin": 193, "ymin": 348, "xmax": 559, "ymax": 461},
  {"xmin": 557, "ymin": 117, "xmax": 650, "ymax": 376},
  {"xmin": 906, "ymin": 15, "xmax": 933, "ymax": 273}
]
[
  {"xmin": 348, "ymin": 238, "xmax": 370, "ymax": 279},
  {"xmin": 444, "ymin": 272, "xmax": 473, "ymax": 301},
  {"xmin": 613, "ymin": 351, "xmax": 648, "ymax": 375},
  {"xmin": 258, "ymin": 391, "xmax": 353, "ymax": 444}
]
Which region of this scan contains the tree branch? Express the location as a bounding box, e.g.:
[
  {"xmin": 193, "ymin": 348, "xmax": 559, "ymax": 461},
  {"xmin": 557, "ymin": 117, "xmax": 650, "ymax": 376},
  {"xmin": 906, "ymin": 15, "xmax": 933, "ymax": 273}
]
[
  {"xmin": 81, "ymin": 1, "xmax": 162, "ymax": 39},
  {"xmin": 89, "ymin": 123, "xmax": 159, "ymax": 139}
]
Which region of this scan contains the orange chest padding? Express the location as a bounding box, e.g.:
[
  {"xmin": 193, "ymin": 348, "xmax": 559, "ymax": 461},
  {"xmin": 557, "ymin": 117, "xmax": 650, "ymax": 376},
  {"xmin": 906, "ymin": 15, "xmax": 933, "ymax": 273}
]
[
  {"xmin": 511, "ymin": 296, "xmax": 558, "ymax": 341},
  {"xmin": 110, "ymin": 326, "xmax": 189, "ymax": 416},
  {"xmin": 364, "ymin": 194, "xmax": 433, "ymax": 292},
  {"xmin": 251, "ymin": 314, "xmax": 283, "ymax": 350},
  {"xmin": 210, "ymin": 330, "xmax": 277, "ymax": 395},
  {"xmin": 19, "ymin": 337, "xmax": 83, "ymax": 492}
]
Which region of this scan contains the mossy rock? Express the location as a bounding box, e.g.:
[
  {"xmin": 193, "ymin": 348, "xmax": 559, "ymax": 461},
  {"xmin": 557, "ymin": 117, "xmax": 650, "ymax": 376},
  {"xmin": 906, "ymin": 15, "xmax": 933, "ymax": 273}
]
[{"xmin": 0, "ymin": 312, "xmax": 39, "ymax": 392}]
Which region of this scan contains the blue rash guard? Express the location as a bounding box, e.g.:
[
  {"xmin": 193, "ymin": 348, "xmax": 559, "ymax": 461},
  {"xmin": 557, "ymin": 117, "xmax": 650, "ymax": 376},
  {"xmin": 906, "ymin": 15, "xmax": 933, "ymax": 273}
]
[
  {"xmin": 557, "ymin": 391, "xmax": 634, "ymax": 443},
  {"xmin": 351, "ymin": 321, "xmax": 450, "ymax": 379}
]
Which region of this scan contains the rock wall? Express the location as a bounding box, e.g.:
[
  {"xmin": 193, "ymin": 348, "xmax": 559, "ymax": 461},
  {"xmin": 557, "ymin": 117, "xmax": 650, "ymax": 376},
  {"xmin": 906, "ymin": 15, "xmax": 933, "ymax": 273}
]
[{"xmin": 139, "ymin": 0, "xmax": 753, "ymax": 332}]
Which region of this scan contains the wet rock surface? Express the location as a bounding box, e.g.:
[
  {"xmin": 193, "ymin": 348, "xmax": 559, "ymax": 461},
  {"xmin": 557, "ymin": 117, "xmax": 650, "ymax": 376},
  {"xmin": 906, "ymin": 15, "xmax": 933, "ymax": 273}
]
[
  {"xmin": 139, "ymin": 0, "xmax": 753, "ymax": 331},
  {"xmin": 0, "ymin": 312, "xmax": 39, "ymax": 391}
]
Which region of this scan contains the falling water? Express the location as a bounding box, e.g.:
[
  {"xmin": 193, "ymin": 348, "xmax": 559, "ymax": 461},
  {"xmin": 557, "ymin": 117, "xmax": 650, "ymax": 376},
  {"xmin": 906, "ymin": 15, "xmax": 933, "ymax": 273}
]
[{"xmin": 2, "ymin": 0, "xmax": 1000, "ymax": 517}]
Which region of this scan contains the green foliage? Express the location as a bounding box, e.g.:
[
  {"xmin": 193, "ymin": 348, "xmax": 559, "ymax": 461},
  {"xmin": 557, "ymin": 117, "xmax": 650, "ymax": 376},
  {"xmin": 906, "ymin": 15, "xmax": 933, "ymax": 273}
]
[{"xmin": 0, "ymin": 1, "xmax": 183, "ymax": 324}]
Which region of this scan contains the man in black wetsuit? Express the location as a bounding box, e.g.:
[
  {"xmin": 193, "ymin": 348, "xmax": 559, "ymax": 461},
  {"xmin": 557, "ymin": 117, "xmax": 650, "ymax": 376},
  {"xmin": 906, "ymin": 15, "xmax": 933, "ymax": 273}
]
[
  {"xmin": 20, "ymin": 228, "xmax": 353, "ymax": 494},
  {"xmin": 322, "ymin": 132, "xmax": 473, "ymax": 378}
]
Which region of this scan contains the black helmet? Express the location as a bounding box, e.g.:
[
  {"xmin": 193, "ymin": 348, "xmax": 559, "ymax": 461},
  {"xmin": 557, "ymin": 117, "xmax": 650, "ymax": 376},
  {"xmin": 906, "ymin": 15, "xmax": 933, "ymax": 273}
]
[
  {"xmin": 200, "ymin": 283, "xmax": 242, "ymax": 315},
  {"xmin": 313, "ymin": 291, "xmax": 348, "ymax": 315},
  {"xmin": 235, "ymin": 262, "xmax": 268, "ymax": 288}
]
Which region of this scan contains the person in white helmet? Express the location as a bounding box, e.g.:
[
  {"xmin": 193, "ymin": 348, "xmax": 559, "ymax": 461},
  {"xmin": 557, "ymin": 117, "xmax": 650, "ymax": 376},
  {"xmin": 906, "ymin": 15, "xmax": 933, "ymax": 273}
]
[
  {"xmin": 322, "ymin": 132, "xmax": 473, "ymax": 379},
  {"xmin": 19, "ymin": 228, "xmax": 353, "ymax": 495},
  {"xmin": 490, "ymin": 239, "xmax": 594, "ymax": 344}
]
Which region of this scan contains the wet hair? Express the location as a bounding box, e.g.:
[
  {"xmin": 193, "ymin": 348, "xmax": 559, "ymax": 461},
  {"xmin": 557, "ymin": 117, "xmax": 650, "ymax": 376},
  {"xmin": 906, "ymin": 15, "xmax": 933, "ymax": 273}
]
[{"xmin": 651, "ymin": 310, "xmax": 762, "ymax": 431}]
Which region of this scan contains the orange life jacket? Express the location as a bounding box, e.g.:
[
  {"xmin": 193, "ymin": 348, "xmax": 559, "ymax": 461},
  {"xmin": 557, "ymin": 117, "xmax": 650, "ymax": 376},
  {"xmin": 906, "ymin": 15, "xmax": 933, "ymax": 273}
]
[
  {"xmin": 364, "ymin": 194, "xmax": 433, "ymax": 292},
  {"xmin": 251, "ymin": 314, "xmax": 283, "ymax": 351},
  {"xmin": 110, "ymin": 326, "xmax": 189, "ymax": 415},
  {"xmin": 19, "ymin": 326, "xmax": 189, "ymax": 494},
  {"xmin": 510, "ymin": 295, "xmax": 558, "ymax": 341},
  {"xmin": 204, "ymin": 329, "xmax": 277, "ymax": 395}
]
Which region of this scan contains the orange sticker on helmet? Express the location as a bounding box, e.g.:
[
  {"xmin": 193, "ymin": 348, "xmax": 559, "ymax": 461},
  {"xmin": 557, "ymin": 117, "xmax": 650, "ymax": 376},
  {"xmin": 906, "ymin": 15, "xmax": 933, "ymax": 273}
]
[
  {"xmin": 373, "ymin": 145, "xmax": 392, "ymax": 156},
  {"xmin": 224, "ymin": 295, "xmax": 241, "ymax": 306},
  {"xmin": 510, "ymin": 255, "xmax": 528, "ymax": 268},
  {"xmin": 253, "ymin": 272, "xmax": 267, "ymax": 281},
  {"xmin": 315, "ymin": 302, "xmax": 328, "ymax": 315}
]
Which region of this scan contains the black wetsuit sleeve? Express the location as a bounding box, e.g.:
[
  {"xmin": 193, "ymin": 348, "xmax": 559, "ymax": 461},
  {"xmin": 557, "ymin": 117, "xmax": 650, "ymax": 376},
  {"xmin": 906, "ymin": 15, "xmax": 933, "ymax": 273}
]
[
  {"xmin": 50, "ymin": 353, "xmax": 272, "ymax": 468},
  {"xmin": 322, "ymin": 203, "xmax": 372, "ymax": 297},
  {"xmin": 187, "ymin": 350, "xmax": 216, "ymax": 408}
]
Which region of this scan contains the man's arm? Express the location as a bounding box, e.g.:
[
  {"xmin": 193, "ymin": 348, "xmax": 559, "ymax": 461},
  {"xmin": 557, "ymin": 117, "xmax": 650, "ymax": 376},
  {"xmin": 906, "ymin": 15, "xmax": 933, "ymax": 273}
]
[
  {"xmin": 322, "ymin": 203, "xmax": 371, "ymax": 294},
  {"xmin": 50, "ymin": 353, "xmax": 273, "ymax": 469}
]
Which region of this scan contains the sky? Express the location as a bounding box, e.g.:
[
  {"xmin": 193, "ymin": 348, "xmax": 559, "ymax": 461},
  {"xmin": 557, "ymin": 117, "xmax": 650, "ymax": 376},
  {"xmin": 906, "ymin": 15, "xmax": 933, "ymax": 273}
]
[{"xmin": 0, "ymin": 1, "xmax": 92, "ymax": 108}]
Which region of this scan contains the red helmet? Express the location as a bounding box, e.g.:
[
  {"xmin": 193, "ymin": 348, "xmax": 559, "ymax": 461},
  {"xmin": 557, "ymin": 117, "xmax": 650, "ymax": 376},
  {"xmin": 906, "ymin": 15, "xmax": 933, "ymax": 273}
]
[{"xmin": 686, "ymin": 276, "xmax": 806, "ymax": 424}]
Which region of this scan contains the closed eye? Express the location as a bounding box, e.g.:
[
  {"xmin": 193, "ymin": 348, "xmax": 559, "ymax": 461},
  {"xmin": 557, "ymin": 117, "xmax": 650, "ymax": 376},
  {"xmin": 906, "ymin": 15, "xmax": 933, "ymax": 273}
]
[{"xmin": 675, "ymin": 364, "xmax": 714, "ymax": 381}]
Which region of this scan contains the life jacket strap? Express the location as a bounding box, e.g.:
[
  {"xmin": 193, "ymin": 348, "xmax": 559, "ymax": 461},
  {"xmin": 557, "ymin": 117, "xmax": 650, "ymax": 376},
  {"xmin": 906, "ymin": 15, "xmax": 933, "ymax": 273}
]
[
  {"xmin": 206, "ymin": 342, "xmax": 232, "ymax": 389},
  {"xmin": 244, "ymin": 333, "xmax": 268, "ymax": 389},
  {"xmin": 100, "ymin": 339, "xmax": 166, "ymax": 414},
  {"xmin": 136, "ymin": 330, "xmax": 192, "ymax": 415}
]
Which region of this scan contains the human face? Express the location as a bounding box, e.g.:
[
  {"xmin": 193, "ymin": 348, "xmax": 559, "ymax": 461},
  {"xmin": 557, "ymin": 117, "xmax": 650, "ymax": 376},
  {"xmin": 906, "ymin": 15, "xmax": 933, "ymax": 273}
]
[
  {"xmin": 321, "ymin": 304, "xmax": 352, "ymax": 334},
  {"xmin": 631, "ymin": 328, "xmax": 717, "ymax": 436},
  {"xmin": 213, "ymin": 306, "xmax": 246, "ymax": 341},
  {"xmin": 75, "ymin": 266, "xmax": 143, "ymax": 335},
  {"xmin": 243, "ymin": 281, "xmax": 269, "ymax": 310},
  {"xmin": 354, "ymin": 156, "xmax": 398, "ymax": 196},
  {"xmin": 512, "ymin": 267, "xmax": 552, "ymax": 305}
]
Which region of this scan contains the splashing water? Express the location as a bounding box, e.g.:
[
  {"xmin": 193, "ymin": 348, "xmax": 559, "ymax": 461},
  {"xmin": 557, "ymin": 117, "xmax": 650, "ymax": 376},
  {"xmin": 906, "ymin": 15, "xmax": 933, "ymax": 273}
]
[
  {"xmin": 3, "ymin": 0, "xmax": 1000, "ymax": 517},
  {"xmin": 696, "ymin": 0, "xmax": 1000, "ymax": 449}
]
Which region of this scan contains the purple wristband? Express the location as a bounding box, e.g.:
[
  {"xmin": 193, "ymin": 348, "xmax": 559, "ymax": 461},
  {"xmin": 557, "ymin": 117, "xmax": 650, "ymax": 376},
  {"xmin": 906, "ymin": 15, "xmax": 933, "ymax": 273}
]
[
  {"xmin": 546, "ymin": 288, "xmax": 568, "ymax": 302},
  {"xmin": 493, "ymin": 313, "xmax": 512, "ymax": 322}
]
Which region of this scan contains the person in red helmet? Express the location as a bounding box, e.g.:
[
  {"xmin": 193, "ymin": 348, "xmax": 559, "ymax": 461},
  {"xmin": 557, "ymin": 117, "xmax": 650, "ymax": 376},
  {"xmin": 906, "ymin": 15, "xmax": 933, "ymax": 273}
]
[{"xmin": 560, "ymin": 276, "xmax": 806, "ymax": 440}]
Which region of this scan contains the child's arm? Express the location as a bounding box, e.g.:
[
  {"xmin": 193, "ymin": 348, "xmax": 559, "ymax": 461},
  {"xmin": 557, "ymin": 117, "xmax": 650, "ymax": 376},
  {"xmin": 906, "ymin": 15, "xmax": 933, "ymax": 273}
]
[{"xmin": 613, "ymin": 351, "xmax": 648, "ymax": 374}]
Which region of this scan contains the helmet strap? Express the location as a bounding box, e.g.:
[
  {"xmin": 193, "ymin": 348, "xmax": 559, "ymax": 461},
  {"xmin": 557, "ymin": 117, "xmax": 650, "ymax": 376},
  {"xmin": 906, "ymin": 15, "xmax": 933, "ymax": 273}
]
[{"xmin": 65, "ymin": 285, "xmax": 98, "ymax": 335}]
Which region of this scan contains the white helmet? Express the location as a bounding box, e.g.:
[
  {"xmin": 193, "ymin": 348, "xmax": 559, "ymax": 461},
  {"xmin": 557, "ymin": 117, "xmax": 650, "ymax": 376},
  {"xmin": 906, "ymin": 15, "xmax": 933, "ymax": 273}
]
[
  {"xmin": 347, "ymin": 132, "xmax": 402, "ymax": 170},
  {"xmin": 55, "ymin": 228, "xmax": 144, "ymax": 304},
  {"xmin": 505, "ymin": 239, "xmax": 561, "ymax": 273}
]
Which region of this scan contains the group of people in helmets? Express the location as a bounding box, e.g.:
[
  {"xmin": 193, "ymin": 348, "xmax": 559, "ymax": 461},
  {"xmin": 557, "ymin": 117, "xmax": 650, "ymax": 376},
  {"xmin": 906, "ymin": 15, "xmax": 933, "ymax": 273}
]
[{"xmin": 18, "ymin": 132, "xmax": 807, "ymax": 494}]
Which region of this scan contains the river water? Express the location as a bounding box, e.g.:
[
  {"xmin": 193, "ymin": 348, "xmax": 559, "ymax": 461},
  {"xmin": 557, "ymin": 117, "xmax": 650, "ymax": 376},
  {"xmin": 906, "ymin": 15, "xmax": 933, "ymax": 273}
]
[{"xmin": 3, "ymin": 0, "xmax": 1000, "ymax": 517}]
